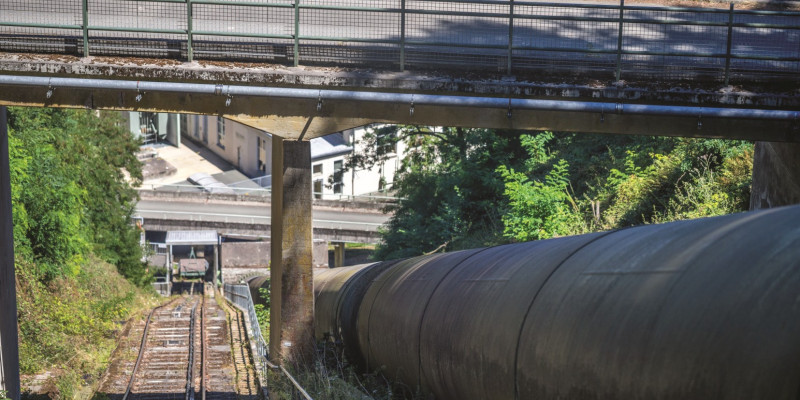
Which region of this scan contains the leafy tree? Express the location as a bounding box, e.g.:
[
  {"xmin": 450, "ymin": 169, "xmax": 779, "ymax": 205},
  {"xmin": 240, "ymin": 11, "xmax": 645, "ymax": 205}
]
[
  {"xmin": 347, "ymin": 126, "xmax": 527, "ymax": 260},
  {"xmin": 344, "ymin": 123, "xmax": 754, "ymax": 260},
  {"xmin": 8, "ymin": 108, "xmax": 148, "ymax": 284},
  {"xmin": 498, "ymin": 159, "xmax": 584, "ymax": 241}
]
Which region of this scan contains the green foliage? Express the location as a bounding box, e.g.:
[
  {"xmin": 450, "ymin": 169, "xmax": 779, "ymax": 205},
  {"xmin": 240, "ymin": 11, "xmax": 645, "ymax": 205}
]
[
  {"xmin": 498, "ymin": 159, "xmax": 584, "ymax": 241},
  {"xmin": 499, "ymin": 133, "xmax": 753, "ymax": 235},
  {"xmin": 367, "ymin": 127, "xmax": 528, "ymax": 260},
  {"xmin": 16, "ymin": 255, "xmax": 154, "ymax": 390},
  {"xmin": 8, "ymin": 108, "xmax": 148, "ymax": 284},
  {"xmin": 254, "ymin": 286, "xmax": 271, "ymax": 337},
  {"xmin": 355, "ymin": 125, "xmax": 753, "ymax": 260}
]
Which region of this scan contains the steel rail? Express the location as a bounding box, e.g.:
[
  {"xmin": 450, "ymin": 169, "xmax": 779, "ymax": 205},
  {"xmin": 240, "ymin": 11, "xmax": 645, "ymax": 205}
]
[
  {"xmin": 0, "ymin": 75, "xmax": 797, "ymax": 121},
  {"xmin": 121, "ymin": 297, "xmax": 183, "ymax": 400},
  {"xmin": 186, "ymin": 299, "xmax": 200, "ymax": 400}
]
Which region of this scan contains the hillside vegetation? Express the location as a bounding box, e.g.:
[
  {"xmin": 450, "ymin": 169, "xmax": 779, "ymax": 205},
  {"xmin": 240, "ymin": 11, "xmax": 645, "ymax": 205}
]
[
  {"xmin": 363, "ymin": 128, "xmax": 753, "ymax": 259},
  {"xmin": 7, "ymin": 108, "xmax": 156, "ymax": 399}
]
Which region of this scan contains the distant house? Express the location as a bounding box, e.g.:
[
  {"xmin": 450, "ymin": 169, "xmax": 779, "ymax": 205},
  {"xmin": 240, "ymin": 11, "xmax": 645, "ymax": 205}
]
[
  {"xmin": 183, "ymin": 114, "xmax": 272, "ymax": 179},
  {"xmin": 127, "ymin": 112, "xmax": 405, "ymax": 198}
]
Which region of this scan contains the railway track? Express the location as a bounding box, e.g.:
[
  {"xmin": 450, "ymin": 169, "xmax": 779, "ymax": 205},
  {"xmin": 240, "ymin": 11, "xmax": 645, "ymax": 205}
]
[
  {"xmin": 97, "ymin": 282, "xmax": 260, "ymax": 399},
  {"xmin": 123, "ymin": 291, "xmax": 201, "ymax": 400}
]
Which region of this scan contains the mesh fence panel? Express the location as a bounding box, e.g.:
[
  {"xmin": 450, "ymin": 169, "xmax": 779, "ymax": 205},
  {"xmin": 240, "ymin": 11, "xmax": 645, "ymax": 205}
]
[
  {"xmin": 0, "ymin": 0, "xmax": 82, "ymax": 55},
  {"xmin": 403, "ymin": 0, "xmax": 508, "ymax": 71},
  {"xmin": 1, "ymin": 0, "xmax": 81, "ymax": 26},
  {"xmin": 0, "ymin": 0, "xmax": 797, "ymax": 81},
  {"xmin": 192, "ymin": 2, "xmax": 293, "ymax": 62},
  {"xmin": 87, "ymin": 0, "xmax": 186, "ymax": 58},
  {"xmin": 0, "ymin": 29, "xmax": 84, "ymax": 55}
]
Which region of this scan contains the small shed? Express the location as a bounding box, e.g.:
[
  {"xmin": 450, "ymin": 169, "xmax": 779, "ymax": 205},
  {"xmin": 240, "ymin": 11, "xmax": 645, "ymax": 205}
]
[{"xmin": 165, "ymin": 230, "xmax": 220, "ymax": 294}]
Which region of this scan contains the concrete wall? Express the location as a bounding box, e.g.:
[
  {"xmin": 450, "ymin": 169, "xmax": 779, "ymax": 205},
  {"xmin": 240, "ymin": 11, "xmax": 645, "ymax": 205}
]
[
  {"xmin": 750, "ymin": 141, "xmax": 800, "ymax": 210},
  {"xmin": 222, "ymin": 242, "xmax": 270, "ymax": 268},
  {"xmin": 185, "ymin": 115, "xmax": 271, "ymax": 179},
  {"xmin": 220, "ymin": 239, "xmax": 329, "ymax": 283}
]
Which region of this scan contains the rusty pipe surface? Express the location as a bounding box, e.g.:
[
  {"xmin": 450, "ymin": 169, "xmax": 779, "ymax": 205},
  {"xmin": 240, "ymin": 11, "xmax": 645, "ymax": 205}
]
[{"xmin": 312, "ymin": 205, "xmax": 800, "ymax": 400}]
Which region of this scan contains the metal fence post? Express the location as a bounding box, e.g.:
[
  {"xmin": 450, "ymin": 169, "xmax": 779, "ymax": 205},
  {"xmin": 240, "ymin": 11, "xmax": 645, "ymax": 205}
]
[
  {"xmin": 508, "ymin": 0, "xmax": 514, "ymax": 75},
  {"xmin": 187, "ymin": 0, "xmax": 194, "ymax": 62},
  {"xmin": 82, "ymin": 0, "xmax": 89, "ymax": 57},
  {"xmin": 294, "ymin": 0, "xmax": 300, "ymax": 67},
  {"xmin": 615, "ymin": 0, "xmax": 625, "ymax": 81},
  {"xmin": 400, "ymin": 0, "xmax": 406, "ymax": 71},
  {"xmin": 724, "ymin": 2, "xmax": 734, "ymax": 86}
]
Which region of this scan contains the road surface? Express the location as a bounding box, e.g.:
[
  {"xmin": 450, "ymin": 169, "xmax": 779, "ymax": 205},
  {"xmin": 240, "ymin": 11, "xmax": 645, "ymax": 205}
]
[{"xmin": 136, "ymin": 199, "xmax": 391, "ymax": 234}]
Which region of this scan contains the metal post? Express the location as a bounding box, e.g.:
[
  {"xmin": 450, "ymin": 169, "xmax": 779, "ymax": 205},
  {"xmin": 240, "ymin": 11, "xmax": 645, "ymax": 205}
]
[
  {"xmin": 82, "ymin": 0, "xmax": 89, "ymax": 57},
  {"xmin": 294, "ymin": 0, "xmax": 300, "ymax": 67},
  {"xmin": 0, "ymin": 107, "xmax": 21, "ymax": 400},
  {"xmin": 187, "ymin": 0, "xmax": 194, "ymax": 62},
  {"xmin": 724, "ymin": 3, "xmax": 734, "ymax": 86},
  {"xmin": 333, "ymin": 242, "xmax": 345, "ymax": 268},
  {"xmin": 507, "ymin": 0, "xmax": 514, "ymax": 75},
  {"xmin": 400, "ymin": 0, "xmax": 406, "ymax": 71},
  {"xmin": 615, "ymin": 0, "xmax": 625, "ymax": 81}
]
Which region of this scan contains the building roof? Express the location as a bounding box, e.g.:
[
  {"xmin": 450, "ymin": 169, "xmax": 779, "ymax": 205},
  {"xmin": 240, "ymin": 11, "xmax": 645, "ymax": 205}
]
[
  {"xmin": 311, "ymin": 132, "xmax": 353, "ymax": 161},
  {"xmin": 165, "ymin": 230, "xmax": 219, "ymax": 245}
]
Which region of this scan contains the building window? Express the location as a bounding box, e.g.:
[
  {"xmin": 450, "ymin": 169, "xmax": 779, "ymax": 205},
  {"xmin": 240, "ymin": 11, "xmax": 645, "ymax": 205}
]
[
  {"xmin": 376, "ymin": 129, "xmax": 396, "ymax": 156},
  {"xmin": 216, "ymin": 116, "xmax": 225, "ymax": 149},
  {"xmin": 333, "ymin": 160, "xmax": 344, "ymax": 194},
  {"xmin": 257, "ymin": 137, "xmax": 268, "ymax": 174},
  {"xmin": 313, "ymin": 180, "xmax": 323, "ymax": 199},
  {"xmin": 313, "ymin": 163, "xmax": 323, "ymax": 176}
]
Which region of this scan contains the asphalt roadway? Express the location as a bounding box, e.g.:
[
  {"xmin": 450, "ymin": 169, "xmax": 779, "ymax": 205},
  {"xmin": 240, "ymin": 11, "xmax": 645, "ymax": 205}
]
[{"xmin": 136, "ymin": 198, "xmax": 391, "ymax": 234}]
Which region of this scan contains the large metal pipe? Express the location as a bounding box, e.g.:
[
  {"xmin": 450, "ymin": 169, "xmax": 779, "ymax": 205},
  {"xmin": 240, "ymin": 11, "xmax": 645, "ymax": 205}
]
[
  {"xmin": 313, "ymin": 205, "xmax": 800, "ymax": 399},
  {"xmin": 0, "ymin": 75, "xmax": 797, "ymax": 121}
]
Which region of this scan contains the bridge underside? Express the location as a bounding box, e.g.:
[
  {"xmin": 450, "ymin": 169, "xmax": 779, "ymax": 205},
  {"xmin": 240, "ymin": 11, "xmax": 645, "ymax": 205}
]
[{"xmin": 0, "ymin": 54, "xmax": 798, "ymax": 141}]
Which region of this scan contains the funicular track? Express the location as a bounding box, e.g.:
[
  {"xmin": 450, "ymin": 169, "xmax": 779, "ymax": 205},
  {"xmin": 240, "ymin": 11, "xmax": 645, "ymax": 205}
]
[
  {"xmin": 122, "ymin": 286, "xmax": 203, "ymax": 400},
  {"xmin": 95, "ymin": 281, "xmax": 261, "ymax": 400}
]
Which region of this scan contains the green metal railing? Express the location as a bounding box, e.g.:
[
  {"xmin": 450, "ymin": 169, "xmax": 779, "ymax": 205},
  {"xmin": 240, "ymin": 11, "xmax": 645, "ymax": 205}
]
[{"xmin": 0, "ymin": 0, "xmax": 799, "ymax": 82}]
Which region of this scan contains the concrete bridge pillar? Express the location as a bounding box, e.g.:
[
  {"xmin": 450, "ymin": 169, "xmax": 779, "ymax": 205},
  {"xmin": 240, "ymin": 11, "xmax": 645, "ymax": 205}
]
[
  {"xmin": 0, "ymin": 106, "xmax": 20, "ymax": 400},
  {"xmin": 268, "ymin": 137, "xmax": 314, "ymax": 367},
  {"xmin": 750, "ymin": 141, "xmax": 800, "ymax": 210},
  {"xmin": 333, "ymin": 242, "xmax": 345, "ymax": 268}
]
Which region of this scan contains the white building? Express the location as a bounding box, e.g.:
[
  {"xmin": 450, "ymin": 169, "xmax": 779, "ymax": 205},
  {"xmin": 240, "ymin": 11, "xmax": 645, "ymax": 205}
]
[
  {"xmin": 183, "ymin": 114, "xmax": 272, "ymax": 179},
  {"xmin": 179, "ymin": 115, "xmax": 407, "ymax": 199}
]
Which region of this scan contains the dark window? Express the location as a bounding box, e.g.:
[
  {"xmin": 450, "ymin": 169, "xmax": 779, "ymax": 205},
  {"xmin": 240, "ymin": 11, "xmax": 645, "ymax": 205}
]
[
  {"xmin": 313, "ymin": 180, "xmax": 323, "ymax": 199},
  {"xmin": 216, "ymin": 116, "xmax": 225, "ymax": 149},
  {"xmin": 333, "ymin": 160, "xmax": 344, "ymax": 194}
]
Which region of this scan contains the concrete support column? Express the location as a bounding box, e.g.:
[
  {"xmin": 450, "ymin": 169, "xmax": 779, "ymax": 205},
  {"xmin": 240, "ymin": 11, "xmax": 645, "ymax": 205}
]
[
  {"xmin": 333, "ymin": 242, "xmax": 345, "ymax": 268},
  {"xmin": 268, "ymin": 137, "xmax": 314, "ymax": 366},
  {"xmin": 0, "ymin": 106, "xmax": 20, "ymax": 400},
  {"xmin": 750, "ymin": 141, "xmax": 800, "ymax": 210}
]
